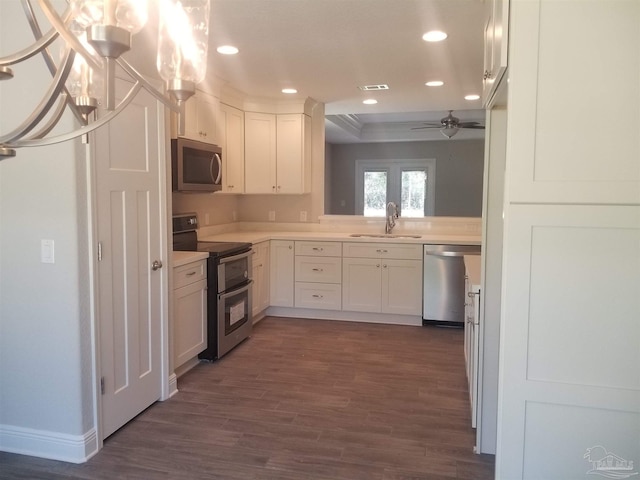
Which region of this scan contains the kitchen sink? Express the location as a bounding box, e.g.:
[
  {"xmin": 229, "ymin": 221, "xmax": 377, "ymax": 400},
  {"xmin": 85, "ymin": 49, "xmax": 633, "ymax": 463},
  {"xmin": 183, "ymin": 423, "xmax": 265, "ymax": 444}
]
[{"xmin": 349, "ymin": 233, "xmax": 422, "ymax": 239}]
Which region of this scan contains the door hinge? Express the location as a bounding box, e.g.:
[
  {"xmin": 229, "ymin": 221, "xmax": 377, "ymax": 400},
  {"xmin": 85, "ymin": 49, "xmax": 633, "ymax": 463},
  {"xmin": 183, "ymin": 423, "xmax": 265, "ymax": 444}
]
[
  {"xmin": 97, "ymin": 242, "xmax": 103, "ymax": 262},
  {"xmin": 100, "ymin": 376, "xmax": 105, "ymax": 395}
]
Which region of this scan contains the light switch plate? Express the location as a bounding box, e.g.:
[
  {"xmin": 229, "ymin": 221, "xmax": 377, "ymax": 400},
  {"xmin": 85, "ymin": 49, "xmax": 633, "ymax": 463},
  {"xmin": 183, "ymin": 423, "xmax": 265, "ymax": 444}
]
[{"xmin": 41, "ymin": 239, "xmax": 54, "ymax": 264}]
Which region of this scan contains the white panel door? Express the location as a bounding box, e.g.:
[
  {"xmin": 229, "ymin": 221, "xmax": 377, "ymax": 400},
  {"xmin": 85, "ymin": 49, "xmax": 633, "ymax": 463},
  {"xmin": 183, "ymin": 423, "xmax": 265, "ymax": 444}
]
[
  {"xmin": 95, "ymin": 82, "xmax": 164, "ymax": 438},
  {"xmin": 506, "ymin": 0, "xmax": 640, "ymax": 205},
  {"xmin": 342, "ymin": 258, "xmax": 381, "ymax": 313},
  {"xmin": 497, "ymin": 204, "xmax": 640, "ymax": 479},
  {"xmin": 381, "ymin": 259, "xmax": 422, "ymax": 315},
  {"xmin": 269, "ymin": 240, "xmax": 294, "ymax": 307}
]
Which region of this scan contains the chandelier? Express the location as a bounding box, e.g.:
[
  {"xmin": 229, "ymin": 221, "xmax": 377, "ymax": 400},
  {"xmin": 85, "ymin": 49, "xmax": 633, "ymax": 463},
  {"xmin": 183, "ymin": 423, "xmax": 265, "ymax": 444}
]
[{"xmin": 0, "ymin": 0, "xmax": 211, "ymax": 159}]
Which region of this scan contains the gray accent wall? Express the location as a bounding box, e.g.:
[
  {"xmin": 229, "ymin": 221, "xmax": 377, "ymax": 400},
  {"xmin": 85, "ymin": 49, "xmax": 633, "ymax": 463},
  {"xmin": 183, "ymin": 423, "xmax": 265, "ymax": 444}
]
[{"xmin": 325, "ymin": 139, "xmax": 485, "ymax": 217}]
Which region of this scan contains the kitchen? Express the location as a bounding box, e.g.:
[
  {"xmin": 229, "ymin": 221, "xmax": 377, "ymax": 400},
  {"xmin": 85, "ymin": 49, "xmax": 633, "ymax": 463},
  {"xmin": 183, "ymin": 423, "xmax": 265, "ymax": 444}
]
[{"xmin": 0, "ymin": 1, "xmax": 638, "ymax": 479}]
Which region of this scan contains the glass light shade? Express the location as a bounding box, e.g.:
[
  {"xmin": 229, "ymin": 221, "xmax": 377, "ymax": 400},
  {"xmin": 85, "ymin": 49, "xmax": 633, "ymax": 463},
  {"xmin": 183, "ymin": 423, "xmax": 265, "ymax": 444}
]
[
  {"xmin": 157, "ymin": 0, "xmax": 210, "ymax": 84},
  {"xmin": 63, "ymin": 24, "xmax": 103, "ymax": 102},
  {"xmin": 440, "ymin": 127, "xmax": 459, "ymax": 139},
  {"xmin": 70, "ymin": 0, "xmax": 148, "ymax": 33}
]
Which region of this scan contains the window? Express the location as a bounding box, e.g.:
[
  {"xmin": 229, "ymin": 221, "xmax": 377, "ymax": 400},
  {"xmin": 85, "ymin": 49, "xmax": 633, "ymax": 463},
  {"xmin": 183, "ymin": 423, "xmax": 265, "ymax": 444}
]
[{"xmin": 356, "ymin": 159, "xmax": 435, "ymax": 217}]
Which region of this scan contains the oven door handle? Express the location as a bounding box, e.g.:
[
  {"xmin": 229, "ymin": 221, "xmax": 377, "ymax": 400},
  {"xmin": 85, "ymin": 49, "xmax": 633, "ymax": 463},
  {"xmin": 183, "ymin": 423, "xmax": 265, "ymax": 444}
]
[
  {"xmin": 218, "ymin": 250, "xmax": 251, "ymax": 265},
  {"xmin": 218, "ymin": 280, "xmax": 253, "ymax": 301}
]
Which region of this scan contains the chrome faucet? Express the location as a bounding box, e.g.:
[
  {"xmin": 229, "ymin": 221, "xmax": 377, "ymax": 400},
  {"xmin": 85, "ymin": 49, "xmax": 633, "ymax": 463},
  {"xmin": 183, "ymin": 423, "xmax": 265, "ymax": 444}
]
[{"xmin": 385, "ymin": 202, "xmax": 399, "ymax": 234}]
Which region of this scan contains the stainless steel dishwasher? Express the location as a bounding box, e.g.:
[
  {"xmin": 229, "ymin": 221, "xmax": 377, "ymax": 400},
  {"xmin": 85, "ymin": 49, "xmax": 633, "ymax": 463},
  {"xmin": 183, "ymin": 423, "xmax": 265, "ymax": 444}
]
[{"xmin": 422, "ymin": 244, "xmax": 481, "ymax": 326}]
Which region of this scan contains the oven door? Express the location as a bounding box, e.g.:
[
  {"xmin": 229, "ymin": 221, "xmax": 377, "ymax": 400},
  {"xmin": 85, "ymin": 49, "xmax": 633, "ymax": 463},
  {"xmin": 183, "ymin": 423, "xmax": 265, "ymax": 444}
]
[
  {"xmin": 217, "ymin": 250, "xmax": 252, "ymax": 293},
  {"xmin": 217, "ymin": 281, "xmax": 253, "ymax": 358}
]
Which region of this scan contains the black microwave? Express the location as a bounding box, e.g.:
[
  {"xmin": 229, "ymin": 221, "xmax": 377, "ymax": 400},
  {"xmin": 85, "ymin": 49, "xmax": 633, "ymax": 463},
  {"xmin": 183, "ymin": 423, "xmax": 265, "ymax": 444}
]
[{"xmin": 171, "ymin": 138, "xmax": 222, "ymax": 193}]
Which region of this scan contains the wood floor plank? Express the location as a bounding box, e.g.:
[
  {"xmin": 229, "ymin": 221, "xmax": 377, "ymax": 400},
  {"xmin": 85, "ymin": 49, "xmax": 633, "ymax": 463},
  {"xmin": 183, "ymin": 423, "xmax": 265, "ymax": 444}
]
[{"xmin": 0, "ymin": 317, "xmax": 495, "ymax": 479}]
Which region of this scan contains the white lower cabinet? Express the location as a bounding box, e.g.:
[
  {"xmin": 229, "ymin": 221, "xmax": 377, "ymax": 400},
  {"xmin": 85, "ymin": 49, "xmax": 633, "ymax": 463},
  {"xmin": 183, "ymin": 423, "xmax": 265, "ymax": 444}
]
[
  {"xmin": 342, "ymin": 242, "xmax": 422, "ymax": 315},
  {"xmin": 172, "ymin": 260, "xmax": 207, "ymax": 369},
  {"xmin": 251, "ymin": 241, "xmax": 270, "ymax": 319},
  {"xmin": 294, "ymin": 241, "xmax": 343, "ymax": 310},
  {"xmin": 464, "ymin": 275, "xmax": 481, "ymax": 428},
  {"xmin": 270, "ymin": 240, "xmax": 294, "ymax": 307}
]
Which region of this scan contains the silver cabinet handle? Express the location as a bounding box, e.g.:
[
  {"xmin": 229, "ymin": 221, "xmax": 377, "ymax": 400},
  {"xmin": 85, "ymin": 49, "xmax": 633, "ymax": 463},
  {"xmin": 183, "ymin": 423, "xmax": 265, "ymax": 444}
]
[
  {"xmin": 312, "ymin": 247, "xmax": 324, "ymax": 251},
  {"xmin": 312, "ymin": 268, "xmax": 324, "ymax": 272},
  {"xmin": 186, "ymin": 271, "xmax": 196, "ymax": 276},
  {"xmin": 151, "ymin": 260, "xmax": 163, "ymax": 271},
  {"xmin": 312, "ymin": 294, "xmax": 324, "ymax": 298}
]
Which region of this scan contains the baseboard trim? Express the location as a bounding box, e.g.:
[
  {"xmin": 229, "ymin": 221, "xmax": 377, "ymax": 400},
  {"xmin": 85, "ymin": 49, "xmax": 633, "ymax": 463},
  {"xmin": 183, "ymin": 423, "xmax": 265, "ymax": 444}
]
[
  {"xmin": 0, "ymin": 424, "xmax": 99, "ymax": 464},
  {"xmin": 265, "ymin": 307, "xmax": 422, "ymax": 327}
]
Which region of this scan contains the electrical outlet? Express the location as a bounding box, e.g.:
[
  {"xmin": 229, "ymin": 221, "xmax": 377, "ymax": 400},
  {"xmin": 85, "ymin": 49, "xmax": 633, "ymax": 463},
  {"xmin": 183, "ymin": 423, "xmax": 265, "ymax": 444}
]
[
  {"xmin": 299, "ymin": 211, "xmax": 307, "ymax": 222},
  {"xmin": 268, "ymin": 211, "xmax": 276, "ymax": 222}
]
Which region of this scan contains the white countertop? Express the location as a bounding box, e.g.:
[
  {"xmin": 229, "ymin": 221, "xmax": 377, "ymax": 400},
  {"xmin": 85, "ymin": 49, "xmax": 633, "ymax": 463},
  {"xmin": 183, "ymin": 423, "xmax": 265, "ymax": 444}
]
[
  {"xmin": 172, "ymin": 251, "xmax": 209, "ymax": 267},
  {"xmin": 199, "ymin": 230, "xmax": 481, "ymax": 246}
]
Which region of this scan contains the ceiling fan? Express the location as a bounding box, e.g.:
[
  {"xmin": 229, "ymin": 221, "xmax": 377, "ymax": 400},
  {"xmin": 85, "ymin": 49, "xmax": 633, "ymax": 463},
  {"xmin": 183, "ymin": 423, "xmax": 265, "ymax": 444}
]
[{"xmin": 412, "ymin": 110, "xmax": 485, "ymax": 139}]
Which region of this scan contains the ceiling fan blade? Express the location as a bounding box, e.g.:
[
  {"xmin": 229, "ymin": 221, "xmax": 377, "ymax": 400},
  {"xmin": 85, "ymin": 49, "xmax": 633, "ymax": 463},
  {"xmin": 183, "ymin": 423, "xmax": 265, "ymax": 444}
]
[
  {"xmin": 457, "ymin": 121, "xmax": 481, "ymax": 127},
  {"xmin": 460, "ymin": 125, "xmax": 485, "ymax": 129}
]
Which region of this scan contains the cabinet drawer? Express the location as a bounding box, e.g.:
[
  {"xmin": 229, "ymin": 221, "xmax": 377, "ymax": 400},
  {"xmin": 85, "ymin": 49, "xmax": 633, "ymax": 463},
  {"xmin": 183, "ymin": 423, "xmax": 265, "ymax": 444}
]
[
  {"xmin": 342, "ymin": 242, "xmax": 422, "ymax": 260},
  {"xmin": 295, "ymin": 241, "xmax": 342, "ymax": 257},
  {"xmin": 174, "ymin": 260, "xmax": 207, "ymax": 289},
  {"xmin": 295, "ymin": 282, "xmax": 342, "ymax": 310},
  {"xmin": 295, "ymin": 256, "xmax": 342, "ymax": 283}
]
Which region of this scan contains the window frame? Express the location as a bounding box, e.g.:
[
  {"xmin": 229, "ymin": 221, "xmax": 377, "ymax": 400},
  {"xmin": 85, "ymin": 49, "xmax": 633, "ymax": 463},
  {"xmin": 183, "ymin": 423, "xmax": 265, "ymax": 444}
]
[{"xmin": 355, "ymin": 158, "xmax": 436, "ymax": 217}]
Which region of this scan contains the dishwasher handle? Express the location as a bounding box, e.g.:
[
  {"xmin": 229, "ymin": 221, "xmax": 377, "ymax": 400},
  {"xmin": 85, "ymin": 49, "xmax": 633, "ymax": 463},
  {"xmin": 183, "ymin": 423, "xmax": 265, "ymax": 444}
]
[{"xmin": 425, "ymin": 250, "xmax": 468, "ymax": 258}]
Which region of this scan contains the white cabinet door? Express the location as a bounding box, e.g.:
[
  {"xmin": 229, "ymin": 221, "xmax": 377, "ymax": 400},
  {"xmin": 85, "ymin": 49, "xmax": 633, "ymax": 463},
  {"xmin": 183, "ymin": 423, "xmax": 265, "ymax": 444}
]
[
  {"xmin": 251, "ymin": 241, "xmax": 270, "ymax": 317},
  {"xmin": 342, "ymin": 257, "xmax": 382, "ymax": 313},
  {"xmin": 276, "ymin": 114, "xmax": 311, "ymax": 194},
  {"xmin": 245, "ymin": 112, "xmax": 277, "ymax": 193},
  {"xmin": 382, "ymin": 259, "xmax": 422, "ymax": 315},
  {"xmin": 269, "ymin": 240, "xmax": 294, "ymax": 307},
  {"xmin": 173, "ymin": 278, "xmax": 207, "ymax": 368},
  {"xmin": 482, "ymin": 0, "xmax": 509, "ymax": 105},
  {"xmin": 218, "ymin": 103, "xmax": 245, "ymax": 193},
  {"xmin": 183, "ymin": 90, "xmax": 219, "ymax": 144},
  {"xmin": 506, "ymin": 0, "xmax": 640, "ymax": 205}
]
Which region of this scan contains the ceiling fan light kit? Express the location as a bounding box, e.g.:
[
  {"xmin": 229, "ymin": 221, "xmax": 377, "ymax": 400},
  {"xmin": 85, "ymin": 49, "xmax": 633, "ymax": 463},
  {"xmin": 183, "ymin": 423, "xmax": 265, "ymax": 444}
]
[{"xmin": 411, "ymin": 110, "xmax": 485, "ymax": 139}]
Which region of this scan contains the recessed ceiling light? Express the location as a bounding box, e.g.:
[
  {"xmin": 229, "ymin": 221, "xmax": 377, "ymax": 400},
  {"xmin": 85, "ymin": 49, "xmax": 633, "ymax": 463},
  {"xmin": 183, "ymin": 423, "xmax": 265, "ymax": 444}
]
[
  {"xmin": 465, "ymin": 94, "xmax": 480, "ymax": 101},
  {"xmin": 422, "ymin": 30, "xmax": 447, "ymax": 42},
  {"xmin": 425, "ymin": 81, "xmax": 444, "ymax": 87},
  {"xmin": 363, "ymin": 99, "xmax": 378, "ymax": 105},
  {"xmin": 282, "ymin": 88, "xmax": 297, "ymax": 94},
  {"xmin": 216, "ymin": 45, "xmax": 239, "ymax": 55}
]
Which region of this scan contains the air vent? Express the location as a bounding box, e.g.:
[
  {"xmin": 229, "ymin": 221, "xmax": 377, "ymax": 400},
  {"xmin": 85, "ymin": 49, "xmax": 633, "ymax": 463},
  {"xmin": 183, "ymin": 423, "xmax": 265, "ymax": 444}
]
[{"xmin": 358, "ymin": 84, "xmax": 389, "ymax": 91}]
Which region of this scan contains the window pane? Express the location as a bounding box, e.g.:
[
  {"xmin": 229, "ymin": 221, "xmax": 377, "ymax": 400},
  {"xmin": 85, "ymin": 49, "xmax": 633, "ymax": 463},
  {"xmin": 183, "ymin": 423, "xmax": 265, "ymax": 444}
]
[
  {"xmin": 401, "ymin": 170, "xmax": 426, "ymax": 217},
  {"xmin": 364, "ymin": 171, "xmax": 387, "ymax": 216}
]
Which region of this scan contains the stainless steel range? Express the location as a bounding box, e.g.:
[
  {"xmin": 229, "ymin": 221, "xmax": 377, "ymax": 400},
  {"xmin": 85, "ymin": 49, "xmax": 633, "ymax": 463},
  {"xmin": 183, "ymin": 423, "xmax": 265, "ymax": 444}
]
[{"xmin": 173, "ymin": 213, "xmax": 253, "ymax": 360}]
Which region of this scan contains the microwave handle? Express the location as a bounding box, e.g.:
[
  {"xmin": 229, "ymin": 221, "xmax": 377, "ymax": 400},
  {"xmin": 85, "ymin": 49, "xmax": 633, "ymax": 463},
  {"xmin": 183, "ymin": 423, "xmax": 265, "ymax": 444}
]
[{"xmin": 211, "ymin": 153, "xmax": 222, "ymax": 184}]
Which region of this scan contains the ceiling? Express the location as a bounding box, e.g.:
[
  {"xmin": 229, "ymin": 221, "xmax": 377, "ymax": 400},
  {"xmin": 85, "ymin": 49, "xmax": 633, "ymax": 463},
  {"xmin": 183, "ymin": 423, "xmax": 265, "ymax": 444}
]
[{"xmin": 141, "ymin": 1, "xmax": 489, "ymax": 143}]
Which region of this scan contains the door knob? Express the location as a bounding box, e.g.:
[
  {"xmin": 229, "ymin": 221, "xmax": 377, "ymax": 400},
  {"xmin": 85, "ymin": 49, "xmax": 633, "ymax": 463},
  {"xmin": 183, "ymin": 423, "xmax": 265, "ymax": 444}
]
[{"xmin": 151, "ymin": 260, "xmax": 163, "ymax": 271}]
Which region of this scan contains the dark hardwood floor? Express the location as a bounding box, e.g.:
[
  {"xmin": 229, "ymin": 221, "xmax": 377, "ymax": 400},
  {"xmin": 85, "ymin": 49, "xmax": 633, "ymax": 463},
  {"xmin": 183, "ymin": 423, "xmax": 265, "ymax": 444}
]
[{"xmin": 0, "ymin": 317, "xmax": 495, "ymax": 479}]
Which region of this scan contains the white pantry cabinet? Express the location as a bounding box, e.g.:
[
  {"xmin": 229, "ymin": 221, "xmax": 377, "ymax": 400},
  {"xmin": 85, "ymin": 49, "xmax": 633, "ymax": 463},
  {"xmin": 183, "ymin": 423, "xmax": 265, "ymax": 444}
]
[
  {"xmin": 342, "ymin": 243, "xmax": 422, "ymax": 315},
  {"xmin": 251, "ymin": 241, "xmax": 270, "ymax": 319},
  {"xmin": 172, "ymin": 260, "xmax": 207, "ymax": 369},
  {"xmin": 244, "ymin": 112, "xmax": 311, "ymax": 194},
  {"xmin": 218, "ymin": 103, "xmax": 245, "ymax": 193},
  {"xmin": 269, "ymin": 240, "xmax": 294, "ymax": 307},
  {"xmin": 182, "ymin": 90, "xmax": 220, "ymax": 144}
]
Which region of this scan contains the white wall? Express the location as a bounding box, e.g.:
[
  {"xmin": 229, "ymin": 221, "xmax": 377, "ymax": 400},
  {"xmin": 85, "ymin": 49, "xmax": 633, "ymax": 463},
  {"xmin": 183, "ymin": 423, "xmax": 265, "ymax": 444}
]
[{"xmin": 0, "ymin": 1, "xmax": 96, "ymax": 461}]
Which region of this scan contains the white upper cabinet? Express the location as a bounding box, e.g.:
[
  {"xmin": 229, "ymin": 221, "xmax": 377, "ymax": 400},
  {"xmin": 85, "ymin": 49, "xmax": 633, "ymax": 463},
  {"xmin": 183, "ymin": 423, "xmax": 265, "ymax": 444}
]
[
  {"xmin": 218, "ymin": 103, "xmax": 245, "ymax": 193},
  {"xmin": 244, "ymin": 112, "xmax": 311, "ymax": 194},
  {"xmin": 182, "ymin": 90, "xmax": 220, "ymax": 145},
  {"xmin": 506, "ymin": 0, "xmax": 640, "ymax": 205},
  {"xmin": 482, "ymin": 0, "xmax": 509, "ymax": 106},
  {"xmin": 244, "ymin": 112, "xmax": 277, "ymax": 194}
]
